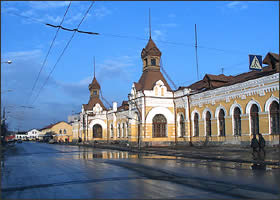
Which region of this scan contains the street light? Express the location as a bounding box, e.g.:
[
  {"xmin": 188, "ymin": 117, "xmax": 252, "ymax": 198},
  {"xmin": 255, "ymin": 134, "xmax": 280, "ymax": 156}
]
[
  {"xmin": 1, "ymin": 60, "xmax": 12, "ymax": 64},
  {"xmin": 1, "ymin": 89, "xmax": 13, "ymax": 94}
]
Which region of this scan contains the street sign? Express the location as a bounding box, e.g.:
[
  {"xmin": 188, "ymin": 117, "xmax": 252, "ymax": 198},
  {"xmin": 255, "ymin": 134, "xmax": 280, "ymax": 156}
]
[{"xmin": 249, "ymin": 55, "xmax": 262, "ymax": 71}]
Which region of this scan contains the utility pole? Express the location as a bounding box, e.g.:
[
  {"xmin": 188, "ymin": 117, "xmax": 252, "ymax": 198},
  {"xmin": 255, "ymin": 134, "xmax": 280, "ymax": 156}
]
[{"xmin": 195, "ymin": 24, "xmax": 199, "ymax": 81}]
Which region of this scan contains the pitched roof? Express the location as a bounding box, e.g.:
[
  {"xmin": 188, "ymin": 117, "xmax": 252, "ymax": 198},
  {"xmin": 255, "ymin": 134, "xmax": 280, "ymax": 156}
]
[
  {"xmin": 180, "ymin": 52, "xmax": 279, "ymax": 92},
  {"xmin": 141, "ymin": 37, "xmax": 162, "ymax": 58},
  {"xmin": 40, "ymin": 121, "xmax": 70, "ymax": 131},
  {"xmin": 83, "ymin": 96, "xmax": 106, "ymax": 111},
  {"xmin": 117, "ymin": 101, "xmax": 129, "ymax": 111},
  {"xmin": 89, "ymin": 77, "xmax": 100, "ymax": 90},
  {"xmin": 134, "ymin": 69, "xmax": 172, "ymax": 92},
  {"xmin": 263, "ymin": 52, "xmax": 279, "ymax": 71}
]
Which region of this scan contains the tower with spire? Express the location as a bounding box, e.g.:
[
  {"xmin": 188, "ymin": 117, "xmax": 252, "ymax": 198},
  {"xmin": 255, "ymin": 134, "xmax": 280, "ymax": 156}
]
[
  {"xmin": 88, "ymin": 57, "xmax": 100, "ymax": 98},
  {"xmin": 134, "ymin": 9, "xmax": 172, "ymax": 92},
  {"xmin": 83, "ymin": 57, "xmax": 106, "ymax": 111}
]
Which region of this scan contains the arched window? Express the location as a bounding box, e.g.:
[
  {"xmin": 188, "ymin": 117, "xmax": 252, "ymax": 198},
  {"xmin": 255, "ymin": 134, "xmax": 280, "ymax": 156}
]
[
  {"xmin": 126, "ymin": 122, "xmax": 129, "ymax": 137},
  {"xmin": 250, "ymin": 104, "xmax": 259, "ymax": 135},
  {"xmin": 110, "ymin": 124, "xmax": 114, "ymax": 138},
  {"xmin": 59, "ymin": 129, "xmax": 62, "ymax": 134},
  {"xmin": 122, "ymin": 123, "xmax": 126, "ymax": 138},
  {"xmin": 270, "ymin": 101, "xmax": 279, "ymax": 134},
  {"xmin": 233, "ymin": 107, "xmax": 241, "ymax": 136},
  {"xmin": 155, "ymin": 87, "xmax": 158, "ymax": 96},
  {"xmin": 194, "ymin": 113, "xmax": 199, "ymax": 136},
  {"xmin": 219, "ymin": 109, "xmax": 226, "ymax": 136},
  {"xmin": 118, "ymin": 124, "xmax": 121, "ymax": 138},
  {"xmin": 151, "ymin": 58, "xmax": 156, "ymax": 66},
  {"xmin": 64, "ymin": 129, "xmax": 66, "ymax": 134},
  {"xmin": 153, "ymin": 114, "xmax": 167, "ymax": 137},
  {"xmin": 206, "ymin": 111, "xmax": 211, "ymax": 136},
  {"xmin": 161, "ymin": 88, "xmax": 164, "ymax": 96},
  {"xmin": 93, "ymin": 124, "xmax": 102, "ymax": 138},
  {"xmin": 180, "ymin": 114, "xmax": 185, "ymax": 137}
]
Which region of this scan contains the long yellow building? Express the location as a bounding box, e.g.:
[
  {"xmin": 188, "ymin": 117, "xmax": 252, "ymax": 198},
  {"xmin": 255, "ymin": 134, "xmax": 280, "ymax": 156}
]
[{"xmin": 72, "ymin": 37, "xmax": 279, "ymax": 147}]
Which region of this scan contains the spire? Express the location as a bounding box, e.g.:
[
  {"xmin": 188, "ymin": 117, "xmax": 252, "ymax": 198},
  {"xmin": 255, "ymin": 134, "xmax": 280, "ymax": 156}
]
[
  {"xmin": 149, "ymin": 8, "xmax": 151, "ymax": 39},
  {"xmin": 93, "ymin": 56, "xmax": 95, "ymax": 78}
]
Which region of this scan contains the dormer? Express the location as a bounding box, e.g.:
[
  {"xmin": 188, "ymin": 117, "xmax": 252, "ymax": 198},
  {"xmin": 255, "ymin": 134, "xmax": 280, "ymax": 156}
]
[
  {"xmin": 153, "ymin": 80, "xmax": 166, "ymax": 96},
  {"xmin": 141, "ymin": 37, "xmax": 162, "ymax": 72}
]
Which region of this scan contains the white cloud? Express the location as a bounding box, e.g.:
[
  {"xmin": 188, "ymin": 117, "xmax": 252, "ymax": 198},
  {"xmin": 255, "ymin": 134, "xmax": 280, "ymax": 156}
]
[
  {"xmin": 44, "ymin": 14, "xmax": 63, "ymax": 24},
  {"xmin": 153, "ymin": 30, "xmax": 166, "ymax": 41},
  {"xmin": 2, "ymin": 49, "xmax": 42, "ymax": 61},
  {"xmin": 160, "ymin": 23, "xmax": 178, "ymax": 28},
  {"xmin": 93, "ymin": 6, "xmax": 111, "ymax": 18},
  {"xmin": 226, "ymin": 1, "xmax": 248, "ymax": 10},
  {"xmin": 97, "ymin": 56, "xmax": 135, "ymax": 83},
  {"xmin": 168, "ymin": 13, "xmax": 176, "ymax": 18},
  {"xmin": 29, "ymin": 1, "xmax": 71, "ymax": 10}
]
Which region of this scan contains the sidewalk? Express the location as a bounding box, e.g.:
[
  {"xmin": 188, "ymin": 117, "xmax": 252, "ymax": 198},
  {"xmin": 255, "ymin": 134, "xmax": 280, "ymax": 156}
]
[{"xmin": 87, "ymin": 143, "xmax": 280, "ymax": 166}]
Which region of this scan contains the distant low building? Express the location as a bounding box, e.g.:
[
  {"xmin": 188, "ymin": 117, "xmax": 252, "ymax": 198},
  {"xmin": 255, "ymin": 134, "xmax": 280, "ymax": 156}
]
[
  {"xmin": 26, "ymin": 129, "xmax": 41, "ymax": 140},
  {"xmin": 15, "ymin": 132, "xmax": 28, "ymax": 140},
  {"xmin": 39, "ymin": 121, "xmax": 73, "ymax": 142}
]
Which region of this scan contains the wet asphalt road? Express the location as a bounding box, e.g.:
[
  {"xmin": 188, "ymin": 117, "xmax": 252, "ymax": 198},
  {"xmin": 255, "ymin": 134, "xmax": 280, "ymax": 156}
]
[{"xmin": 1, "ymin": 142, "xmax": 280, "ymax": 199}]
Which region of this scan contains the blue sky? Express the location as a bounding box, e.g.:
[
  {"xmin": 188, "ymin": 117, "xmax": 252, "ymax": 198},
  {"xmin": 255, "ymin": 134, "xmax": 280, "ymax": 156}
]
[{"xmin": 1, "ymin": 1, "xmax": 279, "ymax": 131}]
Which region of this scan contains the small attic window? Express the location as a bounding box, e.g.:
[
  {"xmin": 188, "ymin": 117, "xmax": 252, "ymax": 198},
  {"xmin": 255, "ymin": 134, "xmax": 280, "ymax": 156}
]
[
  {"xmin": 93, "ymin": 91, "xmax": 97, "ymax": 95},
  {"xmin": 151, "ymin": 58, "xmax": 156, "ymax": 66}
]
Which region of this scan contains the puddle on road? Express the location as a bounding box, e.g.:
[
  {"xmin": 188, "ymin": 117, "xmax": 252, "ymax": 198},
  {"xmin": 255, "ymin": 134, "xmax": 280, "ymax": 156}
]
[{"xmin": 56, "ymin": 148, "xmax": 280, "ymax": 171}]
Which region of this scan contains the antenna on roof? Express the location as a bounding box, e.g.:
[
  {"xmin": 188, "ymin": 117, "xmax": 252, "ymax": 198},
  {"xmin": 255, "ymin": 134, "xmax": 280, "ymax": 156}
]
[
  {"xmin": 221, "ymin": 67, "xmax": 224, "ymax": 74},
  {"xmin": 195, "ymin": 24, "xmax": 199, "ymax": 80},
  {"xmin": 149, "ymin": 8, "xmax": 151, "ymax": 38},
  {"xmin": 93, "ymin": 56, "xmax": 95, "ymax": 78}
]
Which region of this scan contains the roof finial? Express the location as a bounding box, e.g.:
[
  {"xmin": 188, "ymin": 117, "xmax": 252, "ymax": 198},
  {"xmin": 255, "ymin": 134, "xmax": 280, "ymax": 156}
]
[
  {"xmin": 149, "ymin": 8, "xmax": 151, "ymax": 39},
  {"xmin": 94, "ymin": 56, "xmax": 95, "ymax": 78}
]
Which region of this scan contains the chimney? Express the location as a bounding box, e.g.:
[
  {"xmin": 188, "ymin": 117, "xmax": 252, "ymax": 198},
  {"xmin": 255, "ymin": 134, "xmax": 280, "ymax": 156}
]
[{"xmin": 113, "ymin": 102, "xmax": 117, "ymax": 112}]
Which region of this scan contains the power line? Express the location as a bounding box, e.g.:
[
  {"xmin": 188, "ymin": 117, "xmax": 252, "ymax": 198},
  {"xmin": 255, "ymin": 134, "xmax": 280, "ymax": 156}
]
[
  {"xmin": 46, "ymin": 24, "xmax": 99, "ymax": 35},
  {"xmin": 6, "ymin": 8, "xmax": 249, "ymax": 56},
  {"xmin": 31, "ymin": 1, "xmax": 95, "ymax": 106},
  {"xmin": 160, "ymin": 59, "xmax": 177, "ymax": 90},
  {"xmin": 4, "ymin": 11, "xmax": 47, "ymax": 25},
  {"xmin": 100, "ymin": 89, "xmax": 112, "ymax": 109},
  {"xmin": 26, "ymin": 1, "xmax": 72, "ymax": 106}
]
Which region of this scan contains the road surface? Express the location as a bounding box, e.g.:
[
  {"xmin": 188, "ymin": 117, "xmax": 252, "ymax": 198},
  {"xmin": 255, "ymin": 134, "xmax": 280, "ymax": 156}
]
[{"xmin": 1, "ymin": 142, "xmax": 280, "ymax": 199}]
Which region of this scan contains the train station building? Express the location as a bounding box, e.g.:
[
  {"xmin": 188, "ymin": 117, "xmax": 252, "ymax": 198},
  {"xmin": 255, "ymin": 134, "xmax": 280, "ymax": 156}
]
[{"xmin": 72, "ymin": 36, "xmax": 279, "ymax": 147}]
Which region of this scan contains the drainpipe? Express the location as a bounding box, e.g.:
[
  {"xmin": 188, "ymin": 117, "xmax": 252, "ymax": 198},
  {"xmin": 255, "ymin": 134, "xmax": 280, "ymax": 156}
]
[
  {"xmin": 187, "ymin": 93, "xmax": 193, "ymax": 146},
  {"xmin": 83, "ymin": 115, "xmax": 86, "ymax": 143},
  {"xmin": 86, "ymin": 114, "xmax": 88, "ymax": 142},
  {"xmin": 173, "ymin": 91, "xmax": 177, "ymax": 146},
  {"xmin": 106, "ymin": 110, "xmax": 109, "ymax": 144},
  {"xmin": 143, "ymin": 90, "xmax": 146, "ymax": 140}
]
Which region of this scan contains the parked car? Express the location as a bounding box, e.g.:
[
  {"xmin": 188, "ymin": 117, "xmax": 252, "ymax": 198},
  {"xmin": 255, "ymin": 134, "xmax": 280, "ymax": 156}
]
[{"xmin": 48, "ymin": 139, "xmax": 55, "ymax": 144}]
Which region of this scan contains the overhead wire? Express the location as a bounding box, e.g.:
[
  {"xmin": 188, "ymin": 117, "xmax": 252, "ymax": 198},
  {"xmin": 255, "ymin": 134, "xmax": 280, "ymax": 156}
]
[
  {"xmin": 26, "ymin": 1, "xmax": 72, "ymax": 106},
  {"xmin": 31, "ymin": 1, "xmax": 95, "ymax": 106},
  {"xmin": 5, "ymin": 10, "xmax": 248, "ymax": 56}
]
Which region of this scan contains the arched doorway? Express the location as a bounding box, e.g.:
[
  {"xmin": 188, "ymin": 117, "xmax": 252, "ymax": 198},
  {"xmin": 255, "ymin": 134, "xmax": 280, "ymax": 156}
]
[
  {"xmin": 153, "ymin": 114, "xmax": 167, "ymax": 137},
  {"xmin": 93, "ymin": 124, "xmax": 102, "ymax": 138}
]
